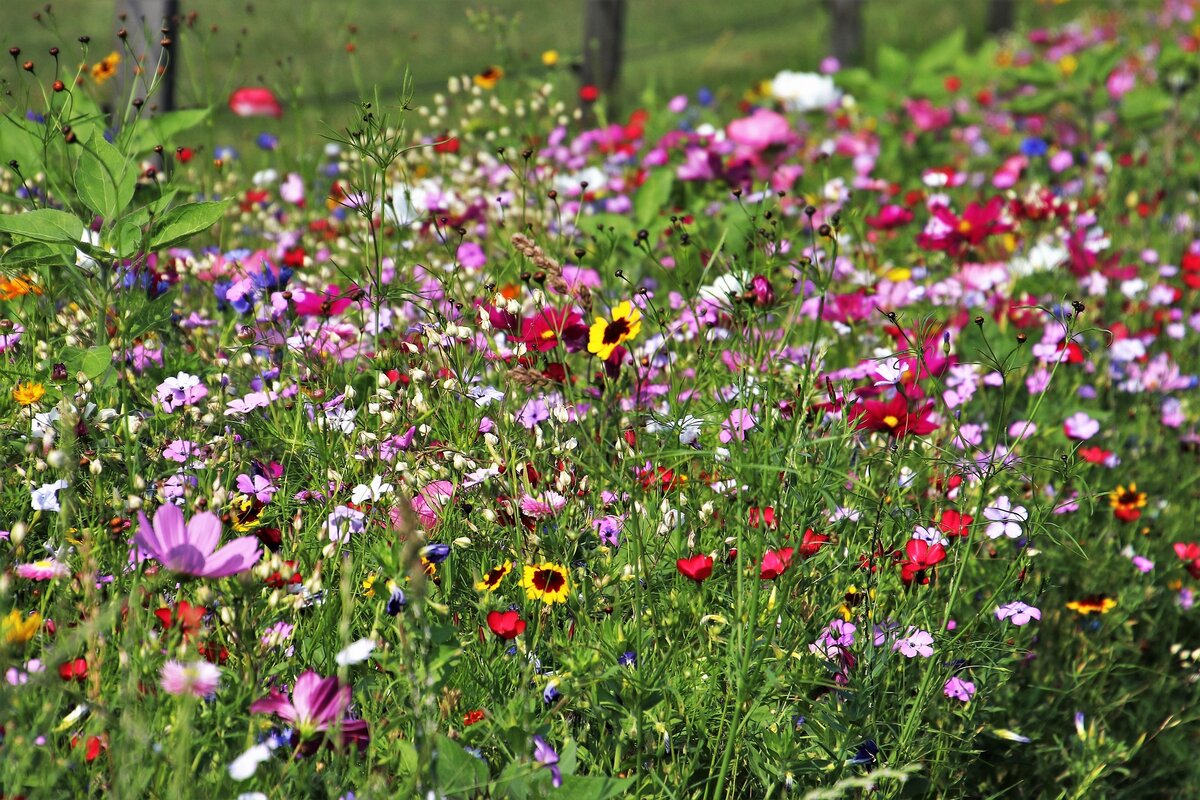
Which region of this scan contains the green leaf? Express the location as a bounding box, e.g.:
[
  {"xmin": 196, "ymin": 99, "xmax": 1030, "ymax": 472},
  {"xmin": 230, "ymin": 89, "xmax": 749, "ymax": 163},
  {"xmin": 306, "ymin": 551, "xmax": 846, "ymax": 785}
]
[
  {"xmin": 1, "ymin": 240, "xmax": 74, "ymax": 269},
  {"xmin": 0, "ymin": 115, "xmax": 45, "ymax": 175},
  {"xmin": 635, "ymin": 168, "xmax": 673, "ymax": 230},
  {"xmin": 557, "ymin": 775, "xmax": 635, "ymax": 800},
  {"xmin": 148, "ymin": 199, "xmax": 230, "ymax": 250},
  {"xmin": 81, "ymin": 345, "xmax": 112, "ymax": 380},
  {"xmin": 76, "ymin": 133, "xmax": 136, "ymax": 221},
  {"xmin": 434, "ymin": 735, "xmax": 489, "ymax": 796},
  {"xmin": 1120, "ymin": 87, "xmax": 1173, "ymax": 123},
  {"xmin": 915, "ymin": 28, "xmax": 965, "ymax": 74},
  {"xmin": 125, "ymin": 292, "xmax": 175, "ymax": 340},
  {"xmin": 0, "ymin": 209, "xmax": 83, "ymax": 244},
  {"xmin": 124, "ymin": 108, "xmax": 211, "ymax": 154},
  {"xmin": 876, "ymin": 45, "xmax": 910, "ymax": 88}
]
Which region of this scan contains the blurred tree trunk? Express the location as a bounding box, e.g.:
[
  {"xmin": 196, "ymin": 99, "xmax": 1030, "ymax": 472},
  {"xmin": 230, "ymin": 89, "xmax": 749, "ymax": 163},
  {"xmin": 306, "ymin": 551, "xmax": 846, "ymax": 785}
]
[
  {"xmin": 114, "ymin": 0, "xmax": 178, "ymax": 121},
  {"xmin": 986, "ymin": 0, "xmax": 1017, "ymax": 34},
  {"xmin": 824, "ymin": 0, "xmax": 865, "ymax": 67},
  {"xmin": 581, "ymin": 0, "xmax": 626, "ymax": 121}
]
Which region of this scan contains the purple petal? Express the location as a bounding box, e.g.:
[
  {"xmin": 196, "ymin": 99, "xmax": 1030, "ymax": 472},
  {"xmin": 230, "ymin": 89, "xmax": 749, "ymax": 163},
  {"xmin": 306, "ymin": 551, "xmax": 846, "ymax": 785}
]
[
  {"xmin": 250, "ymin": 688, "xmax": 299, "ymax": 724},
  {"xmin": 153, "ymin": 503, "xmax": 186, "ymax": 552},
  {"xmin": 199, "ymin": 536, "xmax": 261, "ymax": 578},
  {"xmin": 186, "ymin": 511, "xmax": 223, "ymax": 557},
  {"xmin": 134, "ymin": 510, "xmax": 164, "ymax": 560}
]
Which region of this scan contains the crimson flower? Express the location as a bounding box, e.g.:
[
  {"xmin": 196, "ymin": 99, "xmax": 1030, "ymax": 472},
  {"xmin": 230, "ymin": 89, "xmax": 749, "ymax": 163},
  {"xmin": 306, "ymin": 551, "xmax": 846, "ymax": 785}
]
[
  {"xmin": 154, "ymin": 600, "xmax": 206, "ymax": 639},
  {"xmin": 760, "ymin": 548, "xmax": 794, "ymax": 580},
  {"xmin": 1175, "ymin": 543, "xmax": 1200, "ymax": 579},
  {"xmin": 676, "ymin": 554, "xmax": 714, "ymax": 583},
  {"xmin": 519, "ymin": 308, "xmax": 587, "ymax": 352},
  {"xmin": 848, "ymin": 392, "xmax": 938, "ymax": 437},
  {"xmin": 799, "ymin": 528, "xmax": 831, "ymax": 558},
  {"xmin": 250, "ymin": 670, "xmax": 369, "ymax": 750},
  {"xmin": 936, "ymin": 509, "xmax": 973, "ymax": 538},
  {"xmin": 900, "ymin": 539, "xmax": 946, "ymax": 585},
  {"xmin": 486, "ymin": 610, "xmax": 527, "ymax": 640},
  {"xmin": 917, "ymin": 197, "xmax": 1013, "ymax": 256}
]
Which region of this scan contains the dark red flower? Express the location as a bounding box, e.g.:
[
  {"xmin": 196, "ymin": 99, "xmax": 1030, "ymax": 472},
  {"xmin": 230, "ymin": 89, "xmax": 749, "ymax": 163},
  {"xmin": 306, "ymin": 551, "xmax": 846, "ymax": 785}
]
[
  {"xmin": 937, "ymin": 509, "xmax": 973, "ymax": 538},
  {"xmin": 153, "ymin": 601, "xmax": 205, "ymax": 639},
  {"xmin": 463, "ymin": 709, "xmax": 486, "ymax": 726},
  {"xmin": 799, "ymin": 528, "xmax": 831, "ymax": 558},
  {"xmin": 848, "ymin": 392, "xmax": 938, "ymax": 437},
  {"xmin": 486, "ymin": 610, "xmax": 527, "ymax": 640},
  {"xmin": 760, "ymin": 548, "xmax": 794, "ymax": 580},
  {"xmin": 900, "ymin": 539, "xmax": 946, "ymax": 585},
  {"xmin": 1174, "ymin": 543, "xmax": 1200, "ymax": 579},
  {"xmin": 58, "ymin": 657, "xmax": 88, "ymax": 682},
  {"xmin": 519, "ymin": 308, "xmax": 587, "ymax": 352},
  {"xmin": 676, "ymin": 553, "xmax": 714, "ymax": 583}
]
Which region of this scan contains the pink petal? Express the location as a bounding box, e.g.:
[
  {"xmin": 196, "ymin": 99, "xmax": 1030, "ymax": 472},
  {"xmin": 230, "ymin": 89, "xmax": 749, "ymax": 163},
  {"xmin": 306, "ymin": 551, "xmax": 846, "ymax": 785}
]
[
  {"xmin": 200, "ymin": 536, "xmax": 262, "ymax": 578},
  {"xmin": 186, "ymin": 511, "xmax": 223, "ymax": 557},
  {"xmin": 153, "ymin": 504, "xmax": 186, "ymax": 553}
]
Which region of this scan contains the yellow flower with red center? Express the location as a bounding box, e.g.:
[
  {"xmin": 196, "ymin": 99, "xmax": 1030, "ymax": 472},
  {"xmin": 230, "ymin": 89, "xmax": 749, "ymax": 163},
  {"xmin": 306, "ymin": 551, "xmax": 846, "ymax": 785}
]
[
  {"xmin": 475, "ymin": 560, "xmax": 513, "ymax": 592},
  {"xmin": 1, "ymin": 609, "xmax": 42, "ymax": 646},
  {"xmin": 1066, "ymin": 595, "xmax": 1117, "ymax": 615},
  {"xmin": 473, "ymin": 66, "xmax": 504, "ymax": 90},
  {"xmin": 588, "ymin": 301, "xmax": 642, "ymax": 361},
  {"xmin": 521, "ymin": 562, "xmax": 569, "ymax": 605},
  {"xmin": 12, "ymin": 381, "xmax": 45, "ymax": 406},
  {"xmin": 91, "ymin": 51, "xmax": 121, "ymax": 84},
  {"xmin": 1110, "ymin": 483, "xmax": 1147, "ymax": 523}
]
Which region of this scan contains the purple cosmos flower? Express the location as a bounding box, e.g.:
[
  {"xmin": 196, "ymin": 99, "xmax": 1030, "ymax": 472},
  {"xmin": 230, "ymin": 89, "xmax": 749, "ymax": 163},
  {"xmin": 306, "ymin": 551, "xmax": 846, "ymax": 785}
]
[
  {"xmin": 249, "ymin": 670, "xmax": 369, "ymax": 749},
  {"xmin": 995, "ymin": 601, "xmax": 1041, "ymax": 626},
  {"xmin": 592, "ymin": 514, "xmax": 624, "ymax": 547},
  {"xmin": 155, "ymin": 372, "xmax": 208, "ymax": 413},
  {"xmin": 719, "ymin": 408, "xmax": 757, "ymax": 443},
  {"xmin": 533, "ymin": 736, "xmax": 563, "ymax": 788},
  {"xmin": 236, "ymin": 473, "xmax": 277, "ymax": 504},
  {"xmin": 134, "ymin": 504, "xmax": 261, "ymax": 578}
]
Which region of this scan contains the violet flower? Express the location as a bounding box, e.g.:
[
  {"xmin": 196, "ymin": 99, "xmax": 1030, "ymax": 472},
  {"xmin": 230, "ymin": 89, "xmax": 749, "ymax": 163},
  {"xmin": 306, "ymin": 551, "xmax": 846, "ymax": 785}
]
[
  {"xmin": 250, "ymin": 670, "xmax": 369, "ymax": 750},
  {"xmin": 533, "ymin": 736, "xmax": 562, "ymax": 788},
  {"xmin": 134, "ymin": 504, "xmax": 261, "ymax": 578}
]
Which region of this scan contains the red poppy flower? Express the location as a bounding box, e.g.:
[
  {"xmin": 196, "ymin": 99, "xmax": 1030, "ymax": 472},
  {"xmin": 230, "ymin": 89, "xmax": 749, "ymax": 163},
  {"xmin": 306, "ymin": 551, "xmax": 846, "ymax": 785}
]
[
  {"xmin": 799, "ymin": 528, "xmax": 830, "ymax": 558},
  {"xmin": 1175, "ymin": 543, "xmax": 1200, "ymax": 579},
  {"xmin": 58, "ymin": 657, "xmax": 88, "ymax": 682},
  {"xmin": 749, "ymin": 506, "xmax": 777, "ymax": 530},
  {"xmin": 153, "ymin": 601, "xmax": 205, "ymax": 639},
  {"xmin": 1078, "ymin": 446, "xmax": 1114, "ymax": 465},
  {"xmin": 676, "ymin": 553, "xmax": 714, "ymax": 583},
  {"xmin": 228, "ymin": 86, "xmax": 283, "ymax": 118},
  {"xmin": 848, "ymin": 392, "xmax": 938, "ymax": 437},
  {"xmin": 580, "ymin": 84, "xmax": 600, "ymax": 103},
  {"xmin": 760, "ymin": 548, "xmax": 794, "ymax": 580},
  {"xmin": 937, "ymin": 509, "xmax": 973, "ymax": 538},
  {"xmin": 486, "ymin": 610, "xmax": 527, "ymax": 640},
  {"xmin": 463, "ymin": 709, "xmax": 486, "ymax": 726},
  {"xmin": 900, "ymin": 539, "xmax": 946, "ymax": 585}
]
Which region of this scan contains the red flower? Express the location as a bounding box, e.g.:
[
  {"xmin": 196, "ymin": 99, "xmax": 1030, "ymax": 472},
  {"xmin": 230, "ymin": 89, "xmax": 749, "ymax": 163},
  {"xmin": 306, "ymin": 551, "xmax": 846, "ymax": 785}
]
[
  {"xmin": 58, "ymin": 658, "xmax": 88, "ymax": 682},
  {"xmin": 936, "ymin": 509, "xmax": 973, "ymax": 538},
  {"xmin": 799, "ymin": 528, "xmax": 830, "ymax": 558},
  {"xmin": 486, "ymin": 610, "xmax": 527, "ymax": 640},
  {"xmin": 1175, "ymin": 543, "xmax": 1200, "ymax": 579},
  {"xmin": 676, "ymin": 553, "xmax": 714, "ymax": 583},
  {"xmin": 463, "ymin": 709, "xmax": 486, "ymax": 726},
  {"xmin": 228, "ymin": 86, "xmax": 283, "ymax": 118},
  {"xmin": 917, "ymin": 197, "xmax": 1013, "ymax": 256},
  {"xmin": 1078, "ymin": 446, "xmax": 1114, "ymax": 466},
  {"xmin": 519, "ymin": 308, "xmax": 587, "ymax": 353},
  {"xmin": 900, "ymin": 539, "xmax": 946, "ymax": 585},
  {"xmin": 580, "ymin": 84, "xmax": 600, "ymax": 103},
  {"xmin": 848, "ymin": 392, "xmax": 938, "ymax": 437},
  {"xmin": 748, "ymin": 506, "xmax": 777, "ymax": 530},
  {"xmin": 759, "ymin": 548, "xmax": 794, "ymax": 580},
  {"xmin": 153, "ymin": 601, "xmax": 206, "ymax": 639}
]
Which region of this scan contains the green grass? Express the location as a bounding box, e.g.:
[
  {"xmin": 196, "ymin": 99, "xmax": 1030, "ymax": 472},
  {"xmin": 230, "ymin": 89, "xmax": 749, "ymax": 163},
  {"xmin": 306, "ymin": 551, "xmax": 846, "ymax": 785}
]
[{"xmin": 4, "ymin": 0, "xmax": 1110, "ymax": 154}]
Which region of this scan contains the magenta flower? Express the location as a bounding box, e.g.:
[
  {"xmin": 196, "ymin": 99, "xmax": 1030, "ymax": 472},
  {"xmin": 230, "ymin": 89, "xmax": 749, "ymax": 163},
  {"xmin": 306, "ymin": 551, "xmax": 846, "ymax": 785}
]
[
  {"xmin": 134, "ymin": 504, "xmax": 261, "ymax": 578},
  {"xmin": 944, "ymin": 676, "xmax": 976, "ymax": 702},
  {"xmin": 893, "ymin": 628, "xmax": 934, "ymax": 658},
  {"xmin": 250, "ymin": 670, "xmax": 369, "ymax": 749},
  {"xmin": 719, "ymin": 408, "xmax": 757, "ymax": 443}
]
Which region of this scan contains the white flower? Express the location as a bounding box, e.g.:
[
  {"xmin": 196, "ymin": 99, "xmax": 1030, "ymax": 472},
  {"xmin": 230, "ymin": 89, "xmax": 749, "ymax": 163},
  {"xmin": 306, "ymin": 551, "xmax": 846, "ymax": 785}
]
[
  {"xmin": 983, "ymin": 496, "xmax": 1028, "ymax": 539},
  {"xmin": 769, "ymin": 70, "xmax": 841, "ymax": 112},
  {"xmin": 913, "ymin": 525, "xmax": 949, "ymax": 547},
  {"xmin": 335, "ymin": 638, "xmax": 377, "ymax": 666},
  {"xmin": 31, "ymin": 479, "xmax": 68, "ymax": 512},
  {"xmin": 351, "ymin": 474, "xmax": 394, "ymax": 505},
  {"xmin": 228, "ymin": 744, "xmax": 273, "ymax": 781}
]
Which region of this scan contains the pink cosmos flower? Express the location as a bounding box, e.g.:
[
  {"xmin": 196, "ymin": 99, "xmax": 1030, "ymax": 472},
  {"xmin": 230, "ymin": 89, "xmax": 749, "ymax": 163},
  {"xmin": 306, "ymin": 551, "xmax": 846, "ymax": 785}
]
[
  {"xmin": 160, "ymin": 660, "xmax": 221, "ymax": 697},
  {"xmin": 1063, "ymin": 412, "xmax": 1100, "ymax": 440},
  {"xmin": 250, "ymin": 670, "xmax": 369, "ymax": 749},
  {"xmin": 719, "ymin": 408, "xmax": 757, "ymax": 443},
  {"xmin": 236, "ymin": 473, "xmax": 277, "ymax": 504},
  {"xmin": 134, "ymin": 504, "xmax": 262, "ymax": 578},
  {"xmin": 893, "ymin": 628, "xmax": 934, "ymax": 658},
  {"xmin": 406, "ymin": 480, "xmax": 455, "ymax": 529},
  {"xmin": 228, "ymin": 86, "xmax": 283, "ymax": 117}
]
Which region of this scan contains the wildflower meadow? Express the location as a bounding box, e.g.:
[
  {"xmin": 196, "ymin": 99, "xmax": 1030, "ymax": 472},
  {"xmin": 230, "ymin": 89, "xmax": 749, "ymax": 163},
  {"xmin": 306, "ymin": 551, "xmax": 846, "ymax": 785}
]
[{"xmin": 3, "ymin": 1, "xmax": 1200, "ymax": 797}]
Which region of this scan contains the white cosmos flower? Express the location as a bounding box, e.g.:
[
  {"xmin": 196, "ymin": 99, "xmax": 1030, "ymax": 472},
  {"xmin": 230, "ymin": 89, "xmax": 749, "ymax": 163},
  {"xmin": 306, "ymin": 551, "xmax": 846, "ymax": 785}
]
[{"xmin": 335, "ymin": 638, "xmax": 377, "ymax": 666}]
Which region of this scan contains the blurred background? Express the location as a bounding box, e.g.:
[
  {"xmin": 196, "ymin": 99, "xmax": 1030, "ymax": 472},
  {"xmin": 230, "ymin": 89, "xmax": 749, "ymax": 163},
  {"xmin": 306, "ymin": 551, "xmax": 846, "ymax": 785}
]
[{"xmin": 1, "ymin": 1, "xmax": 1145, "ymax": 154}]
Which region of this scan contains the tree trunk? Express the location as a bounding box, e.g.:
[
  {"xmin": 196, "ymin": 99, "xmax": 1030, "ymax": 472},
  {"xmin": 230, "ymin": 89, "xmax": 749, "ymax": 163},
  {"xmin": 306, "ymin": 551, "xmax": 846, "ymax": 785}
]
[
  {"xmin": 825, "ymin": 0, "xmax": 865, "ymax": 67},
  {"xmin": 114, "ymin": 0, "xmax": 179, "ymax": 121},
  {"xmin": 581, "ymin": 0, "xmax": 627, "ymax": 119}
]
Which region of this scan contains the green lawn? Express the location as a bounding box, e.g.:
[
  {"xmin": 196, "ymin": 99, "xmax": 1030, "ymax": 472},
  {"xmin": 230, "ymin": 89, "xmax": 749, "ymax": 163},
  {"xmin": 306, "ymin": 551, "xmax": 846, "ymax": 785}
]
[{"xmin": 2, "ymin": 0, "xmax": 1124, "ymax": 154}]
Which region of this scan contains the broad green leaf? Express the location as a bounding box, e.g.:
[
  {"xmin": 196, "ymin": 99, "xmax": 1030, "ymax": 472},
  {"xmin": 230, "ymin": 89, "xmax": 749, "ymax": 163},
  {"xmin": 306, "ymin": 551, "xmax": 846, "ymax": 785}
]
[
  {"xmin": 557, "ymin": 775, "xmax": 635, "ymax": 799},
  {"xmin": 148, "ymin": 199, "xmax": 230, "ymax": 250},
  {"xmin": 915, "ymin": 28, "xmax": 965, "ymax": 74},
  {"xmin": 125, "ymin": 292, "xmax": 175, "ymax": 340},
  {"xmin": 76, "ymin": 132, "xmax": 136, "ymax": 221},
  {"xmin": 1120, "ymin": 87, "xmax": 1173, "ymax": 123},
  {"xmin": 124, "ymin": 108, "xmax": 211, "ymax": 154},
  {"xmin": 81, "ymin": 345, "xmax": 112, "ymax": 380},
  {"xmin": 876, "ymin": 45, "xmax": 910, "ymax": 88},
  {"xmin": 1, "ymin": 240, "xmax": 74, "ymax": 269},
  {"xmin": 434, "ymin": 734, "xmax": 489, "ymax": 795},
  {"xmin": 635, "ymin": 168, "xmax": 673, "ymax": 229},
  {"xmin": 0, "ymin": 209, "xmax": 83, "ymax": 244},
  {"xmin": 0, "ymin": 115, "xmax": 45, "ymax": 175}
]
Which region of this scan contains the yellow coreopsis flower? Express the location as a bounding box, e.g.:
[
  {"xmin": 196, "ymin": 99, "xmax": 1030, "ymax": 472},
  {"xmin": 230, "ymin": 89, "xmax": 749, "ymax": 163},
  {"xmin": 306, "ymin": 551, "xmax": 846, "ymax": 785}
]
[
  {"xmin": 541, "ymin": 50, "xmax": 559, "ymax": 67},
  {"xmin": 588, "ymin": 301, "xmax": 642, "ymax": 361},
  {"xmin": 521, "ymin": 562, "xmax": 569, "ymax": 605},
  {"xmin": 475, "ymin": 560, "xmax": 513, "ymax": 592},
  {"xmin": 474, "ymin": 66, "xmax": 503, "ymax": 90},
  {"xmin": 12, "ymin": 381, "xmax": 45, "ymax": 406},
  {"xmin": 2, "ymin": 609, "xmax": 43, "ymax": 646},
  {"xmin": 91, "ymin": 51, "xmax": 120, "ymax": 84}
]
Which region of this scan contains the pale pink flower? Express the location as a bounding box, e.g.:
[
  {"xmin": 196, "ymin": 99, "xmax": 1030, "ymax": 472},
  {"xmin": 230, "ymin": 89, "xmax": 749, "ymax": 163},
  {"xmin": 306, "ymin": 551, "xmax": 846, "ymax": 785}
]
[{"xmin": 160, "ymin": 659, "xmax": 221, "ymax": 697}]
